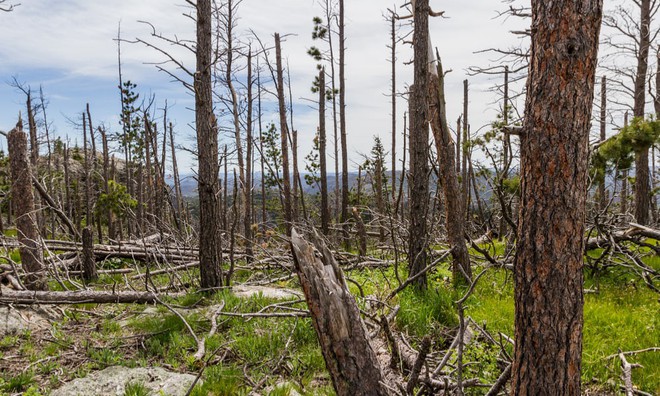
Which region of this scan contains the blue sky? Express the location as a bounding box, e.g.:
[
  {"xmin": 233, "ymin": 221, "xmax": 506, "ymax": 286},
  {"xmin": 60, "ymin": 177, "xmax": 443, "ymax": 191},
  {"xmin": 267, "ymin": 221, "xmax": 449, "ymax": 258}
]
[{"xmin": 0, "ymin": 0, "xmax": 527, "ymax": 172}]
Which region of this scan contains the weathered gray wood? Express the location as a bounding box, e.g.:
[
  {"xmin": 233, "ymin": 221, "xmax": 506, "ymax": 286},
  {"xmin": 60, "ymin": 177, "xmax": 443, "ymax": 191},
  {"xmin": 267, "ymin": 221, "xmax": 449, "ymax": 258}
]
[
  {"xmin": 8, "ymin": 122, "xmax": 46, "ymax": 290},
  {"xmin": 0, "ymin": 290, "xmax": 182, "ymax": 304},
  {"xmin": 290, "ymin": 228, "xmax": 389, "ymax": 396}
]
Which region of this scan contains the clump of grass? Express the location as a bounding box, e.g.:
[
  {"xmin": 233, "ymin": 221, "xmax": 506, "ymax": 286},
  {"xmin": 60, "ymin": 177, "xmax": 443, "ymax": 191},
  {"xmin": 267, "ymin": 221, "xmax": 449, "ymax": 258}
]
[
  {"xmin": 396, "ymin": 287, "xmax": 457, "ymax": 338},
  {"xmin": 87, "ymin": 347, "xmax": 123, "ymax": 367},
  {"xmin": 190, "ymin": 365, "xmax": 247, "ymax": 396},
  {"xmin": 124, "ymin": 381, "xmax": 150, "ymax": 396},
  {"xmin": 3, "ymin": 371, "xmax": 35, "ymax": 393}
]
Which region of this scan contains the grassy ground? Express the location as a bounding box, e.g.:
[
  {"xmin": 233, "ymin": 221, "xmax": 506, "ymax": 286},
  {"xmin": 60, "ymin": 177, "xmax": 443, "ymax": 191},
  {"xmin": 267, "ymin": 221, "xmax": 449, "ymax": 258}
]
[
  {"xmin": 0, "ymin": 239, "xmax": 658, "ymax": 395},
  {"xmin": 468, "ymin": 262, "xmax": 660, "ymax": 394}
]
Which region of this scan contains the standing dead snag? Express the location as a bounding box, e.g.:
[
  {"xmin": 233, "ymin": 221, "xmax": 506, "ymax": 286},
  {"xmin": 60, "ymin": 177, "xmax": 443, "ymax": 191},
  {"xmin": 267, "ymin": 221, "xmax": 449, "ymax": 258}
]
[
  {"xmin": 196, "ymin": 0, "xmax": 223, "ymax": 289},
  {"xmin": 81, "ymin": 227, "xmax": 97, "ymax": 282},
  {"xmin": 290, "ymin": 228, "xmax": 389, "ymax": 396},
  {"xmin": 8, "ymin": 121, "xmax": 46, "ymax": 290},
  {"xmin": 512, "ymin": 1, "xmax": 602, "ymax": 394}
]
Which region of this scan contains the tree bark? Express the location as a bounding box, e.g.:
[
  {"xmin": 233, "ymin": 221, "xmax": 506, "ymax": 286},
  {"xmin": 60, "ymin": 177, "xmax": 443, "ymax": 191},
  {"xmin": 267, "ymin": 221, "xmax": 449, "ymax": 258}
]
[
  {"xmin": 512, "ymin": 2, "xmax": 602, "ymax": 394},
  {"xmin": 275, "ymin": 33, "xmax": 293, "ymax": 235},
  {"xmin": 196, "ymin": 0, "xmax": 223, "ymax": 290},
  {"xmin": 407, "ymin": 0, "xmax": 431, "ymax": 290},
  {"xmin": 81, "ymin": 226, "xmax": 97, "ymax": 282},
  {"xmin": 599, "ymin": 76, "xmax": 607, "ymax": 211},
  {"xmin": 319, "ymin": 68, "xmax": 330, "ymax": 235},
  {"xmin": 339, "ymin": 0, "xmax": 350, "ymax": 249},
  {"xmin": 633, "ymin": 0, "xmax": 652, "ymax": 225},
  {"xmin": 245, "ymin": 49, "xmax": 254, "ymax": 262},
  {"xmin": 8, "ymin": 123, "xmax": 46, "ymax": 291},
  {"xmin": 428, "ymin": 61, "xmax": 472, "ymax": 285},
  {"xmin": 390, "ymin": 13, "xmax": 397, "ymax": 204},
  {"xmin": 290, "ymin": 228, "xmax": 388, "ymax": 396}
]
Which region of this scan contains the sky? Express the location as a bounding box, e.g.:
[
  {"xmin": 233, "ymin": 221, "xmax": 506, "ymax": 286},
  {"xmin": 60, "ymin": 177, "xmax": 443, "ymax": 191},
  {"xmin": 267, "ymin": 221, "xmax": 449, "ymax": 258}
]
[{"xmin": 0, "ymin": 0, "xmax": 528, "ymax": 173}]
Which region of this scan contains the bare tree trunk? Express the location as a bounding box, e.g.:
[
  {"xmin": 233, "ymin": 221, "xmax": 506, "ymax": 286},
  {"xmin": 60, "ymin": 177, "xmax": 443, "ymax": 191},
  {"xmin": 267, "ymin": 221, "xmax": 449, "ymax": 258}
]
[
  {"xmin": 407, "ymin": 0, "xmax": 431, "ymax": 289},
  {"xmin": 634, "ymin": 0, "xmax": 652, "ymax": 225},
  {"xmin": 86, "ymin": 104, "xmax": 100, "ymax": 240},
  {"xmin": 456, "ymin": 116, "xmax": 461, "ymax": 175},
  {"xmin": 512, "ymin": 1, "xmax": 602, "ymax": 393},
  {"xmin": 257, "ymin": 64, "xmax": 267, "ymax": 230},
  {"xmin": 196, "ymin": 0, "xmax": 223, "ymax": 290},
  {"xmin": 396, "ymin": 112, "xmax": 407, "ymax": 221},
  {"xmin": 324, "ymin": 1, "xmax": 340, "ymax": 224},
  {"xmin": 8, "ymin": 123, "xmax": 46, "ymax": 290},
  {"xmin": 290, "ymin": 229, "xmax": 388, "ymax": 396},
  {"xmin": 275, "ymin": 33, "xmax": 292, "ymax": 235},
  {"xmin": 83, "ymin": 112, "xmax": 93, "ymax": 232},
  {"xmin": 499, "ymin": 66, "xmax": 510, "ymax": 239},
  {"xmin": 245, "ymin": 49, "xmax": 254, "ymax": 262},
  {"xmin": 63, "ymin": 142, "xmax": 71, "ymax": 220},
  {"xmin": 352, "ymin": 207, "xmax": 367, "ymax": 257},
  {"xmin": 319, "ymin": 68, "xmax": 330, "ymax": 235},
  {"xmin": 599, "ymin": 76, "xmax": 607, "ymax": 211},
  {"xmin": 622, "ymin": 112, "xmax": 630, "ymax": 217},
  {"xmin": 390, "ymin": 12, "xmax": 397, "ymax": 203},
  {"xmin": 144, "ymin": 114, "xmax": 154, "ymax": 229},
  {"xmin": 429, "ymin": 60, "xmax": 472, "ymax": 285},
  {"xmin": 99, "ymin": 126, "xmax": 113, "ymax": 241},
  {"xmin": 169, "ymin": 123, "xmax": 184, "ymax": 234},
  {"xmin": 462, "ymin": 80, "xmax": 470, "ymax": 218},
  {"xmin": 26, "ymin": 91, "xmax": 44, "ymax": 236},
  {"xmin": 81, "ymin": 226, "xmax": 97, "ymax": 282},
  {"xmin": 339, "ymin": 0, "xmax": 350, "ymax": 250}
]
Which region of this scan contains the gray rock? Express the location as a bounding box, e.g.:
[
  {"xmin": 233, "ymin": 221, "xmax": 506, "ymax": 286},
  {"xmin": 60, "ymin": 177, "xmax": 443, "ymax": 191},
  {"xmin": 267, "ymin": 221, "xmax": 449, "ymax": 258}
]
[
  {"xmin": 51, "ymin": 366, "xmax": 198, "ymax": 396},
  {"xmin": 0, "ymin": 306, "xmax": 51, "ymax": 336}
]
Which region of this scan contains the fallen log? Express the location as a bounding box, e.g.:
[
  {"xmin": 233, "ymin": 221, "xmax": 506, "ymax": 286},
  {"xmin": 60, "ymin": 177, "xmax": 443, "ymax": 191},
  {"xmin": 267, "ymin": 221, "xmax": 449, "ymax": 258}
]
[
  {"xmin": 585, "ymin": 223, "xmax": 660, "ymax": 251},
  {"xmin": 0, "ymin": 290, "xmax": 183, "ymax": 304},
  {"xmin": 290, "ymin": 228, "xmax": 390, "ymax": 396}
]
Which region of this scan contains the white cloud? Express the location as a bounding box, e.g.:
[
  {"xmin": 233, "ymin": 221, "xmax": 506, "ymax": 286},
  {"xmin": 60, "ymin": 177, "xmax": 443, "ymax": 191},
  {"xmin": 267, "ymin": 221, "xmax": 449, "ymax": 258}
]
[{"xmin": 0, "ymin": 0, "xmax": 528, "ymax": 171}]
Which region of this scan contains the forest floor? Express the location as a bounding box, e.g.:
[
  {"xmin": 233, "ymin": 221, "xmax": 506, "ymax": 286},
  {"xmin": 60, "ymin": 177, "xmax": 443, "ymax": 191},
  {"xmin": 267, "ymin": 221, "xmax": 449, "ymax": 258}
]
[{"xmin": 0, "ymin": 238, "xmax": 658, "ymax": 395}]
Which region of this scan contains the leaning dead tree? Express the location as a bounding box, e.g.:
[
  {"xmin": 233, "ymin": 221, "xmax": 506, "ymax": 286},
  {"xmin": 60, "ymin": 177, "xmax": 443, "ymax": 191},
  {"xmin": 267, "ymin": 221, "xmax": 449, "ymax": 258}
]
[
  {"xmin": 290, "ymin": 228, "xmax": 389, "ymax": 396},
  {"xmin": 406, "ymin": 0, "xmax": 472, "ymax": 284},
  {"xmin": 8, "ymin": 120, "xmax": 46, "ymax": 291}
]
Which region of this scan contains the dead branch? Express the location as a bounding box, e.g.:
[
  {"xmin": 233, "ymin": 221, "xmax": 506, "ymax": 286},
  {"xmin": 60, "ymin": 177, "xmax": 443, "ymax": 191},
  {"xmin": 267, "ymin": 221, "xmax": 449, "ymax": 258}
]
[{"xmin": 0, "ymin": 290, "xmax": 184, "ymax": 304}]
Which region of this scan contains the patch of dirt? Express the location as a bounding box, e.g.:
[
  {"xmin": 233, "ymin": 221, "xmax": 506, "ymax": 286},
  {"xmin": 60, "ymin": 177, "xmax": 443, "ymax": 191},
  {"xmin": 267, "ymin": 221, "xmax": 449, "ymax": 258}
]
[{"xmin": 232, "ymin": 285, "xmax": 302, "ymax": 300}]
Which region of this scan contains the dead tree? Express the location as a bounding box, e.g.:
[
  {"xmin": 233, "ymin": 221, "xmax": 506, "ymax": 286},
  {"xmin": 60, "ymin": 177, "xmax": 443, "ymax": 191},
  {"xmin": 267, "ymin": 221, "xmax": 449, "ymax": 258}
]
[
  {"xmin": 196, "ymin": 0, "xmax": 223, "ymax": 290},
  {"xmin": 319, "ymin": 68, "xmax": 330, "ymax": 235},
  {"xmin": 290, "ymin": 228, "xmax": 389, "ymax": 396},
  {"xmin": 408, "ymin": 0, "xmax": 472, "ymax": 285},
  {"xmin": 339, "ymin": 0, "xmax": 350, "ymax": 249},
  {"xmin": 407, "ymin": 0, "xmax": 432, "ymax": 289},
  {"xmin": 429, "ymin": 58, "xmax": 473, "ymax": 285},
  {"xmin": 245, "ymin": 49, "xmax": 254, "ymax": 261},
  {"xmin": 602, "ymin": 0, "xmax": 660, "ymax": 225},
  {"xmin": 512, "ymin": 1, "xmax": 602, "ymax": 394},
  {"xmin": 81, "ymin": 227, "xmax": 97, "ymax": 282},
  {"xmin": 275, "ymin": 33, "xmax": 293, "ymax": 235},
  {"xmin": 599, "ymin": 76, "xmax": 608, "ymax": 211},
  {"xmin": 8, "ymin": 121, "xmax": 46, "ymax": 290}
]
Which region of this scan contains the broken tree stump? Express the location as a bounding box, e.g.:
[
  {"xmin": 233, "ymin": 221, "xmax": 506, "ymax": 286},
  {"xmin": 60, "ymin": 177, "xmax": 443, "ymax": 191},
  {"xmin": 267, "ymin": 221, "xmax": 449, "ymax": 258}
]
[
  {"xmin": 290, "ymin": 228, "xmax": 389, "ymax": 396},
  {"xmin": 81, "ymin": 227, "xmax": 97, "ymax": 281},
  {"xmin": 8, "ymin": 121, "xmax": 46, "ymax": 290}
]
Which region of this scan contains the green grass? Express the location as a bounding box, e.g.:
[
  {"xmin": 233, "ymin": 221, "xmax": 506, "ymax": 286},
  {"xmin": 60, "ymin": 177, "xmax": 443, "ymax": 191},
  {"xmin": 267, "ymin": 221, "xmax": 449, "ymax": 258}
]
[
  {"xmin": 124, "ymin": 381, "xmax": 150, "ymax": 396},
  {"xmin": 396, "ymin": 287, "xmax": 458, "ymax": 339},
  {"xmin": 2, "ymin": 371, "xmax": 35, "ymax": 393},
  {"xmin": 468, "ymin": 268, "xmax": 660, "ymax": 394}
]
